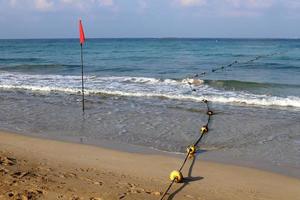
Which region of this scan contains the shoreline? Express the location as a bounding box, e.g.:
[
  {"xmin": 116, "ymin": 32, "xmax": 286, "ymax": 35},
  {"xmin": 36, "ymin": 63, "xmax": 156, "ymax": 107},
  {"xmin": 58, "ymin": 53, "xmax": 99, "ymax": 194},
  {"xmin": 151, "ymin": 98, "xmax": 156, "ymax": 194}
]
[
  {"xmin": 0, "ymin": 88, "xmax": 300, "ymax": 179},
  {"xmin": 1, "ymin": 131, "xmax": 300, "ymax": 200}
]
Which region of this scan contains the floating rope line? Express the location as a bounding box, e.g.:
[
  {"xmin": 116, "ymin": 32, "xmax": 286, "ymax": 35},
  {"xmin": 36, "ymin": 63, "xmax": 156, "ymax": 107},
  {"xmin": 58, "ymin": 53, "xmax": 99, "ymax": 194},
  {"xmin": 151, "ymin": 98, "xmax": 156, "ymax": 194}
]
[
  {"xmin": 186, "ymin": 51, "xmax": 285, "ymax": 81},
  {"xmin": 160, "ymin": 99, "xmax": 213, "ymax": 200},
  {"xmin": 159, "ymin": 51, "xmax": 284, "ymax": 200}
]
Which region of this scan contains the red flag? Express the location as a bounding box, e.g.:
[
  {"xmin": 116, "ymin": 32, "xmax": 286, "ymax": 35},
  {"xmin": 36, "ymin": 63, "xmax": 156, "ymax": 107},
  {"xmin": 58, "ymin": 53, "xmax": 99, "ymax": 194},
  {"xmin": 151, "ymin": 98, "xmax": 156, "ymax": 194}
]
[{"xmin": 79, "ymin": 19, "xmax": 85, "ymax": 45}]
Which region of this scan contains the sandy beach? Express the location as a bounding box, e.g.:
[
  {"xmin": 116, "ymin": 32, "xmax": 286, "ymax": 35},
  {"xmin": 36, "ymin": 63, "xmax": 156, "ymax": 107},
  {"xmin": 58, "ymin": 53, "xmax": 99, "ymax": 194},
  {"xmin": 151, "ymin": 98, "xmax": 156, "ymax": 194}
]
[
  {"xmin": 1, "ymin": 1, "xmax": 300, "ymax": 199},
  {"xmin": 1, "ymin": 131, "xmax": 300, "ymax": 200}
]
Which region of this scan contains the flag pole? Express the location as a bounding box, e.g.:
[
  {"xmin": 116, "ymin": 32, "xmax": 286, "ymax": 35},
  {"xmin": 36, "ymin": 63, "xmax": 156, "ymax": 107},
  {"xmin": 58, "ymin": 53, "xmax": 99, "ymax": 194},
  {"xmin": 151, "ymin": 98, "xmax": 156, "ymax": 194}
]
[
  {"xmin": 79, "ymin": 19, "xmax": 85, "ymax": 113},
  {"xmin": 80, "ymin": 43, "xmax": 85, "ymax": 113}
]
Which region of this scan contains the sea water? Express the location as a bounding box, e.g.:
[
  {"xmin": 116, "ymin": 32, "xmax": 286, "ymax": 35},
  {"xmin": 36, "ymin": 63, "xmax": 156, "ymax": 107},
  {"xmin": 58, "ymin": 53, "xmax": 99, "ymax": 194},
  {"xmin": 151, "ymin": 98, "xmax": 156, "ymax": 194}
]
[{"xmin": 0, "ymin": 39, "xmax": 299, "ymax": 177}]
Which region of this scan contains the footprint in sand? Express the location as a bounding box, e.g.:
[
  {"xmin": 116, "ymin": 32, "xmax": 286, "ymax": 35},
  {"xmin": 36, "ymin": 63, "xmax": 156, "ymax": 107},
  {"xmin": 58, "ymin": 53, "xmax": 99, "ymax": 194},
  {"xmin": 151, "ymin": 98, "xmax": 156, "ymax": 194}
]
[
  {"xmin": 0, "ymin": 156, "xmax": 17, "ymax": 166},
  {"xmin": 93, "ymin": 181, "xmax": 103, "ymax": 185},
  {"xmin": 11, "ymin": 171, "xmax": 37, "ymax": 179},
  {"xmin": 5, "ymin": 189, "xmax": 44, "ymax": 200},
  {"xmin": 116, "ymin": 181, "xmax": 162, "ymax": 197},
  {"xmin": 0, "ymin": 167, "xmax": 9, "ymax": 174}
]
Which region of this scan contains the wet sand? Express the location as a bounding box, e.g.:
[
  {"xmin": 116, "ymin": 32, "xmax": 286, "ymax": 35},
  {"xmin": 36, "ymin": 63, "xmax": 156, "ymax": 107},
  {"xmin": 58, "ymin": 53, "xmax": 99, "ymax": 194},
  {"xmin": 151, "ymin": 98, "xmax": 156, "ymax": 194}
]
[
  {"xmin": 1, "ymin": 90, "xmax": 300, "ymax": 179},
  {"xmin": 1, "ymin": 131, "xmax": 300, "ymax": 200}
]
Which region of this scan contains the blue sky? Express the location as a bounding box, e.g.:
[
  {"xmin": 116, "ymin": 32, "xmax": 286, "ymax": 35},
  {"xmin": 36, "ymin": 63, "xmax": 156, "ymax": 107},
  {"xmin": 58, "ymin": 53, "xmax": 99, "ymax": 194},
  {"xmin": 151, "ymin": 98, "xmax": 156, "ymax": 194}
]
[{"xmin": 0, "ymin": 0, "xmax": 300, "ymax": 38}]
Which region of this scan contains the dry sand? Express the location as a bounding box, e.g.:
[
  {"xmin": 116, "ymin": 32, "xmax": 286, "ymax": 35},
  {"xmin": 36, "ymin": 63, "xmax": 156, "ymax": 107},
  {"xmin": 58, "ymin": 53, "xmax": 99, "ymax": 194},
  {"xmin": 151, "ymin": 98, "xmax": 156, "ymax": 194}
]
[{"xmin": 0, "ymin": 131, "xmax": 300, "ymax": 200}]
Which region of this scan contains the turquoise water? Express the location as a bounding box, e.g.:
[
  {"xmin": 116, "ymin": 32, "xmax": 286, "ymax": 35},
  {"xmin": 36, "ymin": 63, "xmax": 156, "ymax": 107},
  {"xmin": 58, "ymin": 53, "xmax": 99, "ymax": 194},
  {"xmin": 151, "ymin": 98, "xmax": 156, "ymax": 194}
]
[
  {"xmin": 1, "ymin": 39, "xmax": 300, "ymax": 177},
  {"xmin": 0, "ymin": 38, "xmax": 300, "ymax": 108}
]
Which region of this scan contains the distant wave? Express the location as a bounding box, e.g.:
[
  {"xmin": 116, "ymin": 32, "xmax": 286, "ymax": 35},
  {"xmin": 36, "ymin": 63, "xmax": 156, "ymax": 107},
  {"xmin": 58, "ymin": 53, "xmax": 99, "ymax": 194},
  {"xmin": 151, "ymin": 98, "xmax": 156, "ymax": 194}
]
[
  {"xmin": 240, "ymin": 64, "xmax": 300, "ymax": 71},
  {"xmin": 0, "ymin": 64, "xmax": 80, "ymax": 71},
  {"xmin": 205, "ymin": 79, "xmax": 300, "ymax": 90},
  {"xmin": 0, "ymin": 72, "xmax": 299, "ymax": 108},
  {"xmin": 0, "ymin": 58, "xmax": 42, "ymax": 62}
]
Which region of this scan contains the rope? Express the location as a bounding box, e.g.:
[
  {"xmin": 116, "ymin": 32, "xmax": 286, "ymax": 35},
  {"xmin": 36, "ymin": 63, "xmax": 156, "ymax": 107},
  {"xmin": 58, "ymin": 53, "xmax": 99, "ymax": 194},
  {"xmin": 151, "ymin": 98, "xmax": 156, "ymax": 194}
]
[
  {"xmin": 160, "ymin": 99, "xmax": 212, "ymax": 200},
  {"xmin": 159, "ymin": 51, "xmax": 284, "ymax": 199},
  {"xmin": 186, "ymin": 51, "xmax": 285, "ymax": 82},
  {"xmin": 160, "ymin": 179, "xmax": 176, "ymax": 200}
]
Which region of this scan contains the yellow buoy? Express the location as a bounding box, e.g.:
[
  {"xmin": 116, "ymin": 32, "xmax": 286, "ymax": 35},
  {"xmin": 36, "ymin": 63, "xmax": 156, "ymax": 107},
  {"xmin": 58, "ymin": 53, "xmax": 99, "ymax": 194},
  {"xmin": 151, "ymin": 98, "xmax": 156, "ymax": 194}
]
[
  {"xmin": 186, "ymin": 145, "xmax": 196, "ymax": 155},
  {"xmin": 188, "ymin": 153, "xmax": 195, "ymax": 159},
  {"xmin": 200, "ymin": 126, "xmax": 208, "ymax": 134},
  {"xmin": 207, "ymin": 111, "xmax": 213, "ymax": 116},
  {"xmin": 169, "ymin": 170, "xmax": 183, "ymax": 183}
]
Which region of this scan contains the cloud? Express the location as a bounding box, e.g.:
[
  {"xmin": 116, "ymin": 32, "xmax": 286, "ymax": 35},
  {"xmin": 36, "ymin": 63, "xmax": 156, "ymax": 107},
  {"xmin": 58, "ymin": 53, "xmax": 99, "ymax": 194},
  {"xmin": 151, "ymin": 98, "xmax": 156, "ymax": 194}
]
[
  {"xmin": 98, "ymin": 0, "xmax": 114, "ymax": 7},
  {"xmin": 173, "ymin": 0, "xmax": 274, "ymax": 17},
  {"xmin": 178, "ymin": 0, "xmax": 207, "ymax": 7},
  {"xmin": 59, "ymin": 0, "xmax": 115, "ymax": 11},
  {"xmin": 283, "ymin": 0, "xmax": 300, "ymax": 9},
  {"xmin": 35, "ymin": 0, "xmax": 54, "ymax": 11},
  {"xmin": 9, "ymin": 0, "xmax": 17, "ymax": 7},
  {"xmin": 60, "ymin": 0, "xmax": 87, "ymax": 10},
  {"xmin": 60, "ymin": 0, "xmax": 77, "ymax": 3},
  {"xmin": 2, "ymin": 0, "xmax": 295, "ymax": 18},
  {"xmin": 61, "ymin": 0, "xmax": 114, "ymax": 6},
  {"xmin": 5, "ymin": 0, "xmax": 115, "ymax": 11},
  {"xmin": 137, "ymin": 0, "xmax": 147, "ymax": 14},
  {"xmin": 175, "ymin": 0, "xmax": 273, "ymax": 9},
  {"xmin": 248, "ymin": 0, "xmax": 273, "ymax": 8},
  {"xmin": 218, "ymin": 0, "xmax": 274, "ymax": 17},
  {"xmin": 223, "ymin": 10, "xmax": 260, "ymax": 17},
  {"xmin": 225, "ymin": 0, "xmax": 273, "ymax": 9},
  {"xmin": 7, "ymin": 0, "xmax": 54, "ymax": 11}
]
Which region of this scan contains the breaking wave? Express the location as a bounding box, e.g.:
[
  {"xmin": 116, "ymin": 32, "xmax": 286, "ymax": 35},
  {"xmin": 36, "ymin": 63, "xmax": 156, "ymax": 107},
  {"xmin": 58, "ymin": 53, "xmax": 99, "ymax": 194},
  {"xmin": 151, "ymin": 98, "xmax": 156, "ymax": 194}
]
[{"xmin": 0, "ymin": 72, "xmax": 299, "ymax": 108}]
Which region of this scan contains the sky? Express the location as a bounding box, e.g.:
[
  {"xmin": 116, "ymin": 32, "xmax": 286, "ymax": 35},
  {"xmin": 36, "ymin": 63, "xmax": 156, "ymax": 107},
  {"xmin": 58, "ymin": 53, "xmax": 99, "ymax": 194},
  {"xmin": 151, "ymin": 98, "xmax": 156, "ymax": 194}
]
[{"xmin": 0, "ymin": 0, "xmax": 300, "ymax": 38}]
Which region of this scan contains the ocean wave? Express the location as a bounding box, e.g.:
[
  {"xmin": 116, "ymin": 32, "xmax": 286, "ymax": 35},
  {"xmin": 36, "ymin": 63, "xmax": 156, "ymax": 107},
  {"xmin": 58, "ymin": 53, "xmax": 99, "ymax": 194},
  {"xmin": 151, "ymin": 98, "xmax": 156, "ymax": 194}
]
[
  {"xmin": 0, "ymin": 58, "xmax": 41, "ymax": 62},
  {"xmin": 0, "ymin": 64, "xmax": 80, "ymax": 71},
  {"xmin": 205, "ymin": 79, "xmax": 300, "ymax": 90},
  {"xmin": 0, "ymin": 72, "xmax": 299, "ymax": 108}
]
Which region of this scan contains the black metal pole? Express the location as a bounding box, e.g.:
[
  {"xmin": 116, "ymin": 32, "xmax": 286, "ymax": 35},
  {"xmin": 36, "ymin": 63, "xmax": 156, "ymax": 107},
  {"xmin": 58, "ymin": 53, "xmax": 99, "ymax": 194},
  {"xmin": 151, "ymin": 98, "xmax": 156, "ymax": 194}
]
[{"xmin": 80, "ymin": 44, "xmax": 85, "ymax": 113}]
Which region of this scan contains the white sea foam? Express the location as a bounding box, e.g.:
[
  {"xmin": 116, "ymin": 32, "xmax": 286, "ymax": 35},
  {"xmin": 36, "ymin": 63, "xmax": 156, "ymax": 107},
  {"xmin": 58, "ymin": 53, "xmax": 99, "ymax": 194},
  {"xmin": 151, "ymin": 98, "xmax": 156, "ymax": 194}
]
[{"xmin": 0, "ymin": 72, "xmax": 300, "ymax": 108}]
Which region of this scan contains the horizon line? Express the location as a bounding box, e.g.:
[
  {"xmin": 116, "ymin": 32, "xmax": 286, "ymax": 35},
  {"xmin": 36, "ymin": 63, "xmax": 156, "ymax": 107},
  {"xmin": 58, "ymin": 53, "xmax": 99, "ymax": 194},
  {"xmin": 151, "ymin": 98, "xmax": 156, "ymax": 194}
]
[{"xmin": 0, "ymin": 37, "xmax": 300, "ymax": 40}]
